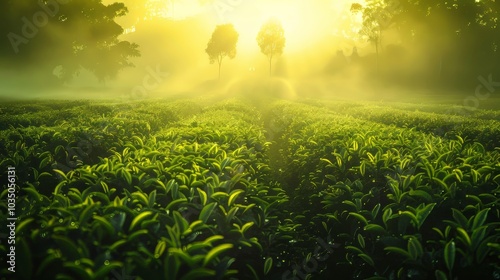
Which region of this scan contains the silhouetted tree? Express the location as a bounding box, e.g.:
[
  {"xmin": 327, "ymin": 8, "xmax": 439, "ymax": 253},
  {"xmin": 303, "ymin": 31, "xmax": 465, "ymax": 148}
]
[
  {"xmin": 351, "ymin": 47, "xmax": 359, "ymax": 63},
  {"xmin": 205, "ymin": 23, "xmax": 239, "ymax": 80},
  {"xmin": 395, "ymin": 0, "xmax": 500, "ymax": 87},
  {"xmin": 351, "ymin": 1, "xmax": 398, "ymax": 74},
  {"xmin": 257, "ymin": 19, "xmax": 285, "ymax": 77},
  {"xmin": 0, "ymin": 0, "xmax": 140, "ymax": 85}
]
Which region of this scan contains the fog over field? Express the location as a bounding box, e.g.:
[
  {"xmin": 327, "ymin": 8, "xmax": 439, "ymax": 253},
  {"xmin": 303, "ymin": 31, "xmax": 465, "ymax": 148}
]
[{"xmin": 1, "ymin": 0, "xmax": 499, "ymax": 107}]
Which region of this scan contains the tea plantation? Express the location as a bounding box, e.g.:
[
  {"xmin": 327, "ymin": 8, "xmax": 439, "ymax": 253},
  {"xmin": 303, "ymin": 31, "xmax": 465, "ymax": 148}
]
[{"xmin": 0, "ymin": 97, "xmax": 499, "ymax": 280}]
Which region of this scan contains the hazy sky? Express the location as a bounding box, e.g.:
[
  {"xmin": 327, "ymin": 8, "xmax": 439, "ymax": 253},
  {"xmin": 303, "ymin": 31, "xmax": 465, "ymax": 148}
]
[
  {"xmin": 1, "ymin": 0, "xmax": 496, "ymax": 101},
  {"xmin": 109, "ymin": 0, "xmax": 366, "ymax": 53},
  {"xmin": 86, "ymin": 0, "xmax": 369, "ymax": 97}
]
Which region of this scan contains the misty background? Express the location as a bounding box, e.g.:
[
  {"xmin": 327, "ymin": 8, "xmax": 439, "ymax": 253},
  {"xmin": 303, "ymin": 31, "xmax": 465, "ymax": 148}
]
[{"xmin": 1, "ymin": 0, "xmax": 499, "ymax": 104}]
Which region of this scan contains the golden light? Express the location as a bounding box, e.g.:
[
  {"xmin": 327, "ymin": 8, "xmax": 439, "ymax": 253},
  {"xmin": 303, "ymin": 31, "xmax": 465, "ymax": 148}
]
[
  {"xmin": 111, "ymin": 0, "xmax": 368, "ymax": 54},
  {"xmin": 220, "ymin": 0, "xmax": 346, "ymax": 53}
]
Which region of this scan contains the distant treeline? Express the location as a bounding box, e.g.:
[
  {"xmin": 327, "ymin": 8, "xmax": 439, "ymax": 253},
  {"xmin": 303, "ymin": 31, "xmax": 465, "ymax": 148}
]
[{"xmin": 328, "ymin": 0, "xmax": 500, "ymax": 90}]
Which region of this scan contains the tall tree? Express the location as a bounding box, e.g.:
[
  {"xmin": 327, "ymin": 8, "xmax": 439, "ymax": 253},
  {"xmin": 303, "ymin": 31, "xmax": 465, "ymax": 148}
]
[
  {"xmin": 0, "ymin": 0, "xmax": 140, "ymax": 85},
  {"xmin": 257, "ymin": 19, "xmax": 285, "ymax": 77},
  {"xmin": 396, "ymin": 0, "xmax": 500, "ymax": 85},
  {"xmin": 351, "ymin": 1, "xmax": 398, "ymax": 74},
  {"xmin": 205, "ymin": 23, "xmax": 239, "ymax": 80}
]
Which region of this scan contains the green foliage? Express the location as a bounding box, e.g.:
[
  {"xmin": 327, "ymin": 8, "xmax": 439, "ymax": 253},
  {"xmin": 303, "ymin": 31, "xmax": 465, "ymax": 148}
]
[
  {"xmin": 256, "ymin": 18, "xmax": 286, "ymax": 76},
  {"xmin": 0, "ymin": 98, "xmax": 499, "ymax": 280},
  {"xmin": 206, "ymin": 24, "xmax": 239, "ymax": 79}
]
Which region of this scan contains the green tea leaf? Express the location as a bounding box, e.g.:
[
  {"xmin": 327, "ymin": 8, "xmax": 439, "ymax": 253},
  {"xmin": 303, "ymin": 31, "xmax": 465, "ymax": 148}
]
[
  {"xmin": 476, "ymin": 236, "xmax": 496, "ymax": 263},
  {"xmin": 79, "ymin": 203, "xmax": 99, "ymax": 225},
  {"xmin": 415, "ymin": 203, "xmax": 436, "ymax": 229},
  {"xmin": 432, "ymin": 177, "xmax": 448, "ymax": 191},
  {"xmin": 203, "ymin": 235, "xmax": 224, "ymax": 245},
  {"xmin": 197, "ymin": 188, "xmax": 208, "ymax": 206},
  {"xmin": 357, "ymin": 233, "xmax": 366, "ymax": 249},
  {"xmin": 472, "ymin": 208, "xmax": 489, "ymax": 230},
  {"xmin": 16, "ymin": 217, "xmax": 35, "ymax": 234},
  {"xmin": 109, "ymin": 239, "xmax": 127, "ymax": 251},
  {"xmin": 400, "ymin": 211, "xmax": 418, "ymax": 227},
  {"xmin": 456, "ymin": 227, "xmax": 471, "ymax": 248},
  {"xmin": 409, "ymin": 189, "xmax": 432, "ymax": 202},
  {"xmin": 349, "ymin": 212, "xmax": 368, "ymax": 225},
  {"xmin": 211, "ymin": 192, "xmax": 229, "ymax": 200},
  {"xmin": 129, "ymin": 211, "xmax": 153, "ymax": 231},
  {"xmin": 451, "ymin": 208, "xmax": 468, "ymax": 229},
  {"xmin": 203, "ymin": 243, "xmax": 233, "ymax": 266},
  {"xmin": 148, "ymin": 190, "xmax": 157, "ymax": 208},
  {"xmin": 358, "ymin": 253, "xmax": 375, "ymax": 267},
  {"xmin": 199, "ymin": 202, "xmax": 217, "ymax": 223},
  {"xmin": 364, "ymin": 224, "xmax": 386, "ymax": 234},
  {"xmin": 228, "ymin": 189, "xmax": 245, "ymax": 206},
  {"xmin": 384, "ymin": 246, "xmax": 412, "ymax": 260},
  {"xmin": 93, "ymin": 216, "xmax": 116, "ymax": 236},
  {"xmin": 408, "ymin": 238, "xmax": 423, "ymax": 260},
  {"xmin": 93, "ymin": 261, "xmax": 122, "ymax": 279},
  {"xmin": 131, "ymin": 191, "xmax": 149, "ymax": 206},
  {"xmin": 180, "ymin": 268, "xmax": 216, "ymax": 280},
  {"xmin": 264, "ymin": 257, "xmax": 273, "ymax": 275},
  {"xmin": 371, "ymin": 203, "xmax": 381, "ymax": 219},
  {"xmin": 53, "ymin": 169, "xmax": 68, "ymax": 181},
  {"xmin": 154, "ymin": 240, "xmax": 167, "ymax": 258},
  {"xmin": 226, "ymin": 207, "xmax": 239, "ymax": 223},
  {"xmin": 471, "ymin": 226, "xmax": 488, "ymax": 251},
  {"xmin": 241, "ymin": 221, "xmax": 254, "ymax": 233},
  {"xmin": 173, "ymin": 211, "xmax": 189, "ymax": 234},
  {"xmin": 169, "ymin": 248, "xmax": 195, "ymax": 267},
  {"xmin": 52, "ymin": 236, "xmax": 82, "ymax": 261},
  {"xmin": 53, "ymin": 180, "xmax": 67, "ymax": 195},
  {"xmin": 346, "ymin": 245, "xmax": 364, "ymax": 255},
  {"xmin": 128, "ymin": 229, "xmax": 149, "ymax": 241},
  {"xmin": 63, "ymin": 262, "xmax": 92, "ymax": 280},
  {"xmin": 435, "ymin": 270, "xmax": 448, "ymax": 280},
  {"xmin": 383, "ymin": 208, "xmax": 393, "ymax": 228},
  {"xmin": 444, "ymin": 240, "xmax": 456, "ymax": 272},
  {"xmin": 246, "ymin": 264, "xmax": 259, "ymax": 280}
]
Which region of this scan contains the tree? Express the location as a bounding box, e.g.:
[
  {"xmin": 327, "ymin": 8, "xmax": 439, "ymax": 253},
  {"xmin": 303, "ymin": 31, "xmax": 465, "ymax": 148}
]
[
  {"xmin": 351, "ymin": 1, "xmax": 398, "ymax": 74},
  {"xmin": 0, "ymin": 0, "xmax": 140, "ymax": 85},
  {"xmin": 205, "ymin": 23, "xmax": 239, "ymax": 80},
  {"xmin": 395, "ymin": 0, "xmax": 500, "ymax": 86},
  {"xmin": 256, "ymin": 19, "xmax": 285, "ymax": 77}
]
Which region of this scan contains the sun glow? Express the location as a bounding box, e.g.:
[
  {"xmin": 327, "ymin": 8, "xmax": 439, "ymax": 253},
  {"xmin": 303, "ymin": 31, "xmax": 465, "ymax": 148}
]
[
  {"xmin": 113, "ymin": 0, "xmax": 365, "ymax": 54},
  {"xmin": 215, "ymin": 0, "xmax": 347, "ymax": 53}
]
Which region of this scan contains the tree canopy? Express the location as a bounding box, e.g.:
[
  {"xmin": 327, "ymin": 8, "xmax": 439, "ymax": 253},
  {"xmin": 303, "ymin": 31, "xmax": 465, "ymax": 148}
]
[
  {"xmin": 256, "ymin": 19, "xmax": 285, "ymax": 77},
  {"xmin": 205, "ymin": 23, "xmax": 239, "ymax": 80},
  {"xmin": 0, "ymin": 0, "xmax": 140, "ymax": 85},
  {"xmin": 350, "ymin": 0, "xmax": 500, "ymax": 87}
]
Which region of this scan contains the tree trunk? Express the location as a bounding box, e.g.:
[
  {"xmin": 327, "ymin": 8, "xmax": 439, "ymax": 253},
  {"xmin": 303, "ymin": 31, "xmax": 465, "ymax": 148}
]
[
  {"xmin": 375, "ymin": 41, "xmax": 379, "ymax": 75},
  {"xmin": 218, "ymin": 55, "xmax": 223, "ymax": 80},
  {"xmin": 269, "ymin": 55, "xmax": 273, "ymax": 77},
  {"xmin": 438, "ymin": 53, "xmax": 442, "ymax": 80},
  {"xmin": 376, "ymin": 27, "xmax": 382, "ymax": 77}
]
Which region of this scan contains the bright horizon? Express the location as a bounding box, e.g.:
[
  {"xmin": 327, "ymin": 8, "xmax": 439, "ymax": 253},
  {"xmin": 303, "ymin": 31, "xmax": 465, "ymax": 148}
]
[{"xmin": 112, "ymin": 0, "xmax": 366, "ymax": 54}]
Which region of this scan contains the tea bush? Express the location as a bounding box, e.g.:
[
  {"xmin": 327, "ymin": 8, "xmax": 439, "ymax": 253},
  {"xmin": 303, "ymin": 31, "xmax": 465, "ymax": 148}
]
[{"xmin": 0, "ymin": 97, "xmax": 498, "ymax": 280}]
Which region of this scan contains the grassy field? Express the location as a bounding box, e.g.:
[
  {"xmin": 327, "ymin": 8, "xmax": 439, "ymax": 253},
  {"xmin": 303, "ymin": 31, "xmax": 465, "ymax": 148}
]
[{"xmin": 1, "ymin": 96, "xmax": 499, "ymax": 280}]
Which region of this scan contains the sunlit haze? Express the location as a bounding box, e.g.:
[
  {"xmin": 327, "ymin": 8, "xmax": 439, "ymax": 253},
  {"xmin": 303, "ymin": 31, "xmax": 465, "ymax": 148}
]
[
  {"xmin": 0, "ymin": 0, "xmax": 498, "ymax": 105},
  {"xmin": 1, "ymin": 2, "xmax": 500, "ymax": 279}
]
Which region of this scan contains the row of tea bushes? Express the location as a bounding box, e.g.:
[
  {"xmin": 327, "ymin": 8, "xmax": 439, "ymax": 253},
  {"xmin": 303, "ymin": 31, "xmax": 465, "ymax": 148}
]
[
  {"xmin": 1, "ymin": 97, "xmax": 499, "ymax": 279},
  {"xmin": 267, "ymin": 100, "xmax": 500, "ymax": 279},
  {"xmin": 305, "ymin": 99, "xmax": 500, "ymax": 150},
  {"xmin": 0, "ymin": 99, "xmax": 295, "ymax": 279}
]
